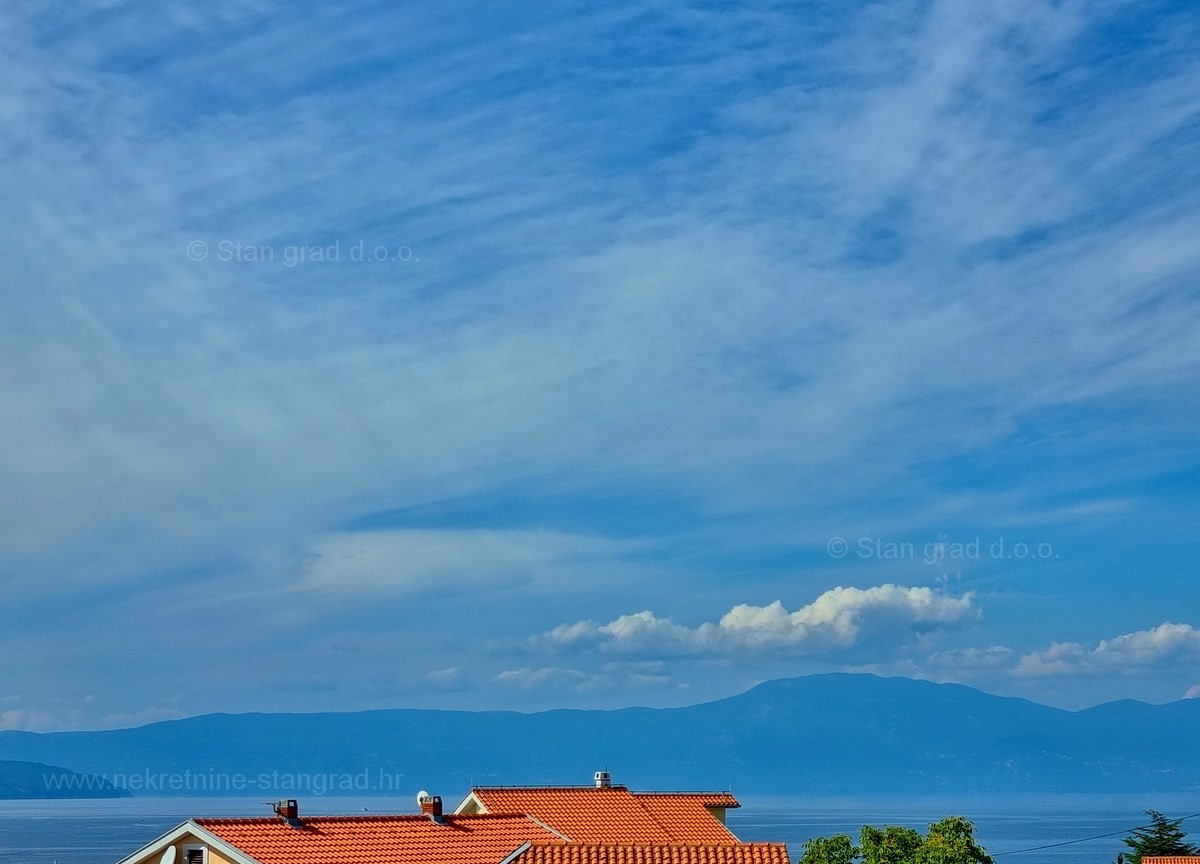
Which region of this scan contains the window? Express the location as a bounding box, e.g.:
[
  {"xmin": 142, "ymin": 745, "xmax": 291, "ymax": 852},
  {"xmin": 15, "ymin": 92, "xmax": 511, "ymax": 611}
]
[{"xmin": 183, "ymin": 846, "xmax": 206, "ymax": 864}]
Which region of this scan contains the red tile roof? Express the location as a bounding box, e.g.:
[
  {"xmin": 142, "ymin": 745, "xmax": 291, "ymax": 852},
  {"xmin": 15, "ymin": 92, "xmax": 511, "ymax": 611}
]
[
  {"xmin": 194, "ymin": 813, "xmax": 564, "ymax": 864},
  {"xmin": 1142, "ymin": 859, "xmax": 1200, "ymax": 863},
  {"xmin": 509, "ymin": 841, "xmax": 791, "ymax": 864},
  {"xmin": 633, "ymin": 793, "xmax": 739, "ymax": 809},
  {"xmin": 465, "ymin": 787, "xmax": 740, "ymax": 844},
  {"xmin": 631, "ymin": 795, "xmax": 739, "ymax": 844}
]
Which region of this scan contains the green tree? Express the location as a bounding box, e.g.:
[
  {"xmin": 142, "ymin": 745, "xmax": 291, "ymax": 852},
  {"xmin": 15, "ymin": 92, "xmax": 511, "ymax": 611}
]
[
  {"xmin": 1120, "ymin": 810, "xmax": 1199, "ymax": 864},
  {"xmin": 861, "ymin": 825, "xmax": 923, "ymax": 864},
  {"xmin": 802, "ymin": 818, "xmax": 992, "ymax": 864},
  {"xmin": 913, "ymin": 816, "xmax": 993, "ymax": 864},
  {"xmin": 800, "ymin": 833, "xmax": 858, "ymax": 864}
]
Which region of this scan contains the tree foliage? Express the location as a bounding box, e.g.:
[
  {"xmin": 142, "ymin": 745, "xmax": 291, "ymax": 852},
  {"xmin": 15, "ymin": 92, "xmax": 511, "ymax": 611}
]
[
  {"xmin": 800, "ymin": 818, "xmax": 992, "ymax": 864},
  {"xmin": 1119, "ymin": 810, "xmax": 1199, "ymax": 863},
  {"xmin": 860, "ymin": 825, "xmax": 923, "ymax": 864},
  {"xmin": 914, "ymin": 817, "xmax": 993, "ymax": 864},
  {"xmin": 801, "ymin": 833, "xmax": 858, "ymax": 864}
]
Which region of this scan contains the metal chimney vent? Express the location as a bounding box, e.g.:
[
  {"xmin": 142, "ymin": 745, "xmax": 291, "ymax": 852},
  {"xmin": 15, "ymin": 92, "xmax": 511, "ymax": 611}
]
[
  {"xmin": 418, "ymin": 791, "xmax": 444, "ymax": 822},
  {"xmin": 273, "ymin": 799, "xmax": 300, "ymax": 827},
  {"xmin": 594, "ymin": 770, "xmax": 612, "ymax": 788}
]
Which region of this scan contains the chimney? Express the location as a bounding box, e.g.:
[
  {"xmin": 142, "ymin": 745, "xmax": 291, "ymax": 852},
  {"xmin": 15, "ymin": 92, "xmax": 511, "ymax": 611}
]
[
  {"xmin": 594, "ymin": 770, "xmax": 612, "ymax": 789},
  {"xmin": 419, "ymin": 793, "xmax": 444, "ymax": 823},
  {"xmin": 274, "ymin": 799, "xmax": 301, "ymax": 827}
]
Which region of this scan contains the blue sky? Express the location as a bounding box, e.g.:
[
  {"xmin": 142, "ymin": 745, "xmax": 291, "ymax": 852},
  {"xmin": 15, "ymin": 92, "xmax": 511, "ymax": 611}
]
[{"xmin": 1, "ymin": 0, "xmax": 1199, "ymax": 731}]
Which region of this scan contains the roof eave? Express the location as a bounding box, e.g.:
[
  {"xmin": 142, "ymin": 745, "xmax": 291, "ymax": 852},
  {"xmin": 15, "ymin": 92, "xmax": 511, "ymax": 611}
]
[{"xmin": 114, "ymin": 821, "xmax": 265, "ymax": 864}]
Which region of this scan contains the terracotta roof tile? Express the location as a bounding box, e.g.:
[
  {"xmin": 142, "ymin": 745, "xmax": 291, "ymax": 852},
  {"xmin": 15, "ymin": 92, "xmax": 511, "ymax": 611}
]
[
  {"xmin": 468, "ymin": 788, "xmax": 672, "ymax": 843},
  {"xmin": 467, "ymin": 787, "xmax": 741, "ymax": 843},
  {"xmin": 632, "ymin": 793, "xmax": 739, "ymax": 810},
  {"xmin": 509, "ymin": 841, "xmax": 791, "ymax": 864},
  {"xmin": 195, "ymin": 813, "xmax": 564, "ymax": 864},
  {"xmin": 1142, "ymin": 859, "xmax": 1200, "ymax": 863},
  {"xmin": 631, "ymin": 795, "xmax": 739, "ymax": 844}
]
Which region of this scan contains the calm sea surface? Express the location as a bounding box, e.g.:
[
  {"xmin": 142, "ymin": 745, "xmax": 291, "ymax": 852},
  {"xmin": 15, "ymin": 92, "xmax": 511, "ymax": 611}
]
[{"xmin": 0, "ymin": 794, "xmax": 1196, "ymax": 864}]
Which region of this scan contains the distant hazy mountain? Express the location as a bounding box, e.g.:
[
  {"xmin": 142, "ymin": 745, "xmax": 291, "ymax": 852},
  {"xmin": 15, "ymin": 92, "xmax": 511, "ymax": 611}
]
[
  {"xmin": 0, "ymin": 674, "xmax": 1196, "ymax": 797},
  {"xmin": 0, "ymin": 760, "xmax": 130, "ymax": 799}
]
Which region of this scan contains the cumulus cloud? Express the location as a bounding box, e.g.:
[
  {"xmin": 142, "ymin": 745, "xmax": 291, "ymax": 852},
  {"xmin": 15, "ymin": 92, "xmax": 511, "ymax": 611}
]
[
  {"xmin": 1016, "ymin": 623, "xmax": 1200, "ymax": 677},
  {"xmin": 531, "ymin": 585, "xmax": 977, "ymax": 658}
]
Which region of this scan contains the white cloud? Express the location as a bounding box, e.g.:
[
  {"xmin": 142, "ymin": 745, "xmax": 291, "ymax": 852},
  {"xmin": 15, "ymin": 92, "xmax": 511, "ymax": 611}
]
[
  {"xmin": 495, "ymin": 667, "xmax": 600, "ymax": 691},
  {"xmin": 0, "ymin": 708, "xmax": 72, "ymax": 732},
  {"xmin": 424, "ymin": 667, "xmax": 468, "ymax": 692},
  {"xmin": 495, "ymin": 664, "xmax": 674, "ymax": 692},
  {"xmin": 1017, "ymin": 623, "xmax": 1200, "ymax": 677},
  {"xmin": 301, "ymin": 527, "xmax": 637, "ymax": 597},
  {"xmin": 0, "ymin": 703, "xmax": 184, "ymax": 732},
  {"xmin": 926, "ymin": 645, "xmax": 1016, "ymax": 670},
  {"xmin": 533, "ymin": 585, "xmax": 977, "ymax": 658},
  {"xmin": 839, "ymin": 644, "xmax": 1020, "ymax": 686}
]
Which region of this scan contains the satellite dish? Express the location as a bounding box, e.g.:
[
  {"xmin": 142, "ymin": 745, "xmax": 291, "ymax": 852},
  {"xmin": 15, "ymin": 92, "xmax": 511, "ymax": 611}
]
[
  {"xmin": 160, "ymin": 848, "xmax": 177, "ymax": 864},
  {"xmin": 417, "ymin": 790, "xmax": 430, "ymax": 806}
]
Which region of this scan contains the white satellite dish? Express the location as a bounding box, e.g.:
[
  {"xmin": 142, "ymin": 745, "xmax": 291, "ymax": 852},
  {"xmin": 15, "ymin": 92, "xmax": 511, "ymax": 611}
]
[
  {"xmin": 160, "ymin": 847, "xmax": 177, "ymax": 864},
  {"xmin": 417, "ymin": 789, "xmax": 431, "ymax": 806}
]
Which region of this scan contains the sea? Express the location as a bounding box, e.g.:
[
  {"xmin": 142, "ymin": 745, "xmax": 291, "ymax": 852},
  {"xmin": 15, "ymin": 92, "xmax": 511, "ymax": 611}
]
[{"xmin": 0, "ymin": 794, "xmax": 1196, "ymax": 864}]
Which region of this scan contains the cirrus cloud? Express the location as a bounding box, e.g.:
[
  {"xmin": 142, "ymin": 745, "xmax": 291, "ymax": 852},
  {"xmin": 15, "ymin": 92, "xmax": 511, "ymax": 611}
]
[{"xmin": 300, "ymin": 527, "xmax": 643, "ymax": 597}]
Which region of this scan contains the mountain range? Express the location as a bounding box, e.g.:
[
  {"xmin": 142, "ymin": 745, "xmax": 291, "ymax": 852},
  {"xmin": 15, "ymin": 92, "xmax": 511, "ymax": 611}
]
[{"xmin": 1, "ymin": 674, "xmax": 1197, "ymax": 798}]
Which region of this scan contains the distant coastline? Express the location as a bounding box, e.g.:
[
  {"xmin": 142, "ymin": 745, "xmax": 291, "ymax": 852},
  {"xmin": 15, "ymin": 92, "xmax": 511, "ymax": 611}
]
[
  {"xmin": 0, "ymin": 760, "xmax": 130, "ymax": 799},
  {"xmin": 1, "ymin": 674, "xmax": 1198, "ymax": 796}
]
